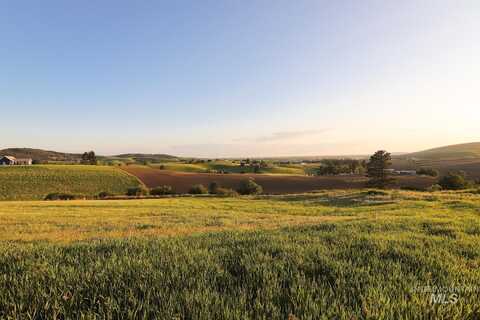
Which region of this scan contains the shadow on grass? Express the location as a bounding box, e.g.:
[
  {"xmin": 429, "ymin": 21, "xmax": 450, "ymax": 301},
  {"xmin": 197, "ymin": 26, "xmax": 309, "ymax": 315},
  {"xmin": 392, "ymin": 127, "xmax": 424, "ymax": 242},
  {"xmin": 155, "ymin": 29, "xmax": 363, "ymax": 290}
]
[{"xmin": 268, "ymin": 191, "xmax": 397, "ymax": 208}]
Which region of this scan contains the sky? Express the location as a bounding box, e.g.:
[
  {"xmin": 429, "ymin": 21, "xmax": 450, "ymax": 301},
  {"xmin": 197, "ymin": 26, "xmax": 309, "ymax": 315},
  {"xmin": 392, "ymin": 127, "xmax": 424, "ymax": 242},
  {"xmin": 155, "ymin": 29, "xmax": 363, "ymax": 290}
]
[{"xmin": 1, "ymin": 0, "xmax": 479, "ymax": 157}]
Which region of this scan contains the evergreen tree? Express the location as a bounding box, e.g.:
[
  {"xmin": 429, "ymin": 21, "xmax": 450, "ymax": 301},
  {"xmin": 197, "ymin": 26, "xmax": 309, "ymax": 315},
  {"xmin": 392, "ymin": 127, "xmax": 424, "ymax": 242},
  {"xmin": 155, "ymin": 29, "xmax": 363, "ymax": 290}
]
[{"xmin": 367, "ymin": 150, "xmax": 392, "ymax": 187}]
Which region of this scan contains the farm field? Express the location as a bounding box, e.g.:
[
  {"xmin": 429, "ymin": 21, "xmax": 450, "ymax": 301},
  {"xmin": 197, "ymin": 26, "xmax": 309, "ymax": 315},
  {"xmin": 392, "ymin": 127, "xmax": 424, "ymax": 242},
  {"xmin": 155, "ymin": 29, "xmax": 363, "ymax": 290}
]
[
  {"xmin": 122, "ymin": 165, "xmax": 436, "ymax": 194},
  {"xmin": 0, "ymin": 165, "xmax": 141, "ymax": 201},
  {"xmin": 148, "ymin": 160, "xmax": 309, "ymax": 175},
  {"xmin": 392, "ymin": 158, "xmax": 480, "ymax": 180},
  {"xmin": 153, "ymin": 157, "xmax": 480, "ymax": 181},
  {"xmin": 0, "ymin": 190, "xmax": 479, "ymax": 318},
  {"xmin": 391, "ymin": 142, "xmax": 480, "ymax": 180}
]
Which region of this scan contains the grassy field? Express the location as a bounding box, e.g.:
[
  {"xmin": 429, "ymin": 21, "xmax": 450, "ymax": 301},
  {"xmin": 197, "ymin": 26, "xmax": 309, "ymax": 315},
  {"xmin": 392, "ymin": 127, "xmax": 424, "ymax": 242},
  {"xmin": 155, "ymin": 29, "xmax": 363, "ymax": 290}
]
[
  {"xmin": 0, "ymin": 165, "xmax": 141, "ymax": 200},
  {"xmin": 1, "ymin": 190, "xmax": 479, "ymax": 318}
]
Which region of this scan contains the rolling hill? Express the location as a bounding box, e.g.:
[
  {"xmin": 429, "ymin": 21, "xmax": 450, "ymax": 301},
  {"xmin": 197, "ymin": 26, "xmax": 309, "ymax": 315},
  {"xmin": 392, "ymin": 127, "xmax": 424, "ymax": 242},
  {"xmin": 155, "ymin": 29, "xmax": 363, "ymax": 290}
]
[
  {"xmin": 148, "ymin": 160, "xmax": 307, "ymax": 175},
  {"xmin": 0, "ymin": 148, "xmax": 179, "ymax": 164},
  {"xmin": 403, "ymin": 142, "xmax": 480, "ymax": 160},
  {"xmin": 0, "ymin": 165, "xmax": 141, "ymax": 200},
  {"xmin": 0, "ymin": 148, "xmax": 81, "ymax": 162},
  {"xmin": 111, "ymin": 153, "xmax": 179, "ymax": 163},
  {"xmin": 391, "ymin": 142, "xmax": 480, "ymax": 179}
]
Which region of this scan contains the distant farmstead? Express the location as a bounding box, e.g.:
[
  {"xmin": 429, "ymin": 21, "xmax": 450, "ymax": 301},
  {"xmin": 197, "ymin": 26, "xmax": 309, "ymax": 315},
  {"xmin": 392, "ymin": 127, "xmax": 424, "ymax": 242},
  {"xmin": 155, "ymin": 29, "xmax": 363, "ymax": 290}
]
[{"xmin": 0, "ymin": 156, "xmax": 33, "ymax": 165}]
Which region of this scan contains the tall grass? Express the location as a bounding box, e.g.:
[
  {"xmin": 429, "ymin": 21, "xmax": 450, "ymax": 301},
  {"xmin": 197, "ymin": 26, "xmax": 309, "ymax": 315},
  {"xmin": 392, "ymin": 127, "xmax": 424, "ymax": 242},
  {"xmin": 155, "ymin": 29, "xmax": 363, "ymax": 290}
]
[{"xmin": 0, "ymin": 190, "xmax": 479, "ymax": 318}]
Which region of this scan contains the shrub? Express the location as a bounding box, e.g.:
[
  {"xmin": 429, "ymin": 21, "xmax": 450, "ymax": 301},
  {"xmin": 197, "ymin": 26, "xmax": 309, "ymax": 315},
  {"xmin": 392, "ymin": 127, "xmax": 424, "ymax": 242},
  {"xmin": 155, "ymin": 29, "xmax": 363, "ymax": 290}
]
[
  {"xmin": 467, "ymin": 189, "xmax": 480, "ymax": 195},
  {"xmin": 126, "ymin": 186, "xmax": 149, "ymax": 196},
  {"xmin": 97, "ymin": 191, "xmax": 113, "ymax": 199},
  {"xmin": 188, "ymin": 184, "xmax": 208, "ymax": 195},
  {"xmin": 365, "ymin": 190, "xmax": 388, "ymax": 196},
  {"xmin": 44, "ymin": 193, "xmax": 79, "ymax": 201},
  {"xmin": 438, "ymin": 172, "xmax": 470, "ymax": 190},
  {"xmin": 150, "ymin": 185, "xmax": 174, "ymax": 196},
  {"xmin": 427, "ymin": 184, "xmax": 442, "ymax": 192},
  {"xmin": 416, "ymin": 167, "xmax": 439, "ymax": 177},
  {"xmin": 400, "ymin": 186, "xmax": 426, "ymax": 192},
  {"xmin": 208, "ymin": 182, "xmax": 219, "ymax": 194},
  {"xmin": 215, "ymin": 187, "xmax": 239, "ymax": 197},
  {"xmin": 237, "ymin": 178, "xmax": 263, "ymax": 195}
]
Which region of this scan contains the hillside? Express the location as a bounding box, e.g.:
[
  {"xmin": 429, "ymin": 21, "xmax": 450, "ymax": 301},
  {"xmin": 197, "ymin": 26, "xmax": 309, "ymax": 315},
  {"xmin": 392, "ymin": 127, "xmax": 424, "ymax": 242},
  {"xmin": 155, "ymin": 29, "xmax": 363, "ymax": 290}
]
[
  {"xmin": 148, "ymin": 160, "xmax": 307, "ymax": 175},
  {"xmin": 0, "ymin": 148, "xmax": 179, "ymax": 164},
  {"xmin": 404, "ymin": 142, "xmax": 480, "ymax": 160},
  {"xmin": 0, "ymin": 148, "xmax": 81, "ymax": 162},
  {"xmin": 0, "ymin": 165, "xmax": 141, "ymax": 200},
  {"xmin": 110, "ymin": 153, "xmax": 178, "ymax": 164}
]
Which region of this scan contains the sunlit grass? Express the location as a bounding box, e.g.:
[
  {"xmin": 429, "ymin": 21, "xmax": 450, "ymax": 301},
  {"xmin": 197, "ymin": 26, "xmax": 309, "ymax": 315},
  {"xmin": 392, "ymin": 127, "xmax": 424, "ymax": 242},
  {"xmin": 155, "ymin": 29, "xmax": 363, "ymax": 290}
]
[{"xmin": 0, "ymin": 190, "xmax": 479, "ymax": 318}]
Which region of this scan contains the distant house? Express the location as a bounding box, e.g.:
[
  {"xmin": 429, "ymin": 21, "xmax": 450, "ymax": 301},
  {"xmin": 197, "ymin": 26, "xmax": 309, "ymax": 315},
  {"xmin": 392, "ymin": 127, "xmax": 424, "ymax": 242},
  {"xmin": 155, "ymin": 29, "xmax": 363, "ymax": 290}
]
[
  {"xmin": 16, "ymin": 158, "xmax": 33, "ymax": 165},
  {"xmin": 384, "ymin": 168, "xmax": 417, "ymax": 176},
  {"xmin": 396, "ymin": 170, "xmax": 417, "ymax": 176},
  {"xmin": 0, "ymin": 156, "xmax": 33, "ymax": 165},
  {"xmin": 383, "ymin": 169, "xmax": 417, "ymax": 176},
  {"xmin": 0, "ymin": 156, "xmax": 16, "ymax": 165}
]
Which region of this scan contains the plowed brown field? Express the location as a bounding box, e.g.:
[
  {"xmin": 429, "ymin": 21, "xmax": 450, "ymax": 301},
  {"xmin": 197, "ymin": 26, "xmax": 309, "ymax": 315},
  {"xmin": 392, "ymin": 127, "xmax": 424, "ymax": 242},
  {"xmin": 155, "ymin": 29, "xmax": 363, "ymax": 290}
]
[{"xmin": 122, "ymin": 166, "xmax": 436, "ymax": 194}]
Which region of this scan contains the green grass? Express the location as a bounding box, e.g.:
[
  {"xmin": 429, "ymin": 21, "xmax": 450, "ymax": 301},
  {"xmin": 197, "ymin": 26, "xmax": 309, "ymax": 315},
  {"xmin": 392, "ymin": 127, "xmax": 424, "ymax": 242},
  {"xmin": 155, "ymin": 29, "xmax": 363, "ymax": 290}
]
[
  {"xmin": 0, "ymin": 190, "xmax": 479, "ymax": 318},
  {"xmin": 150, "ymin": 162, "xmax": 209, "ymax": 173},
  {"xmin": 0, "ymin": 165, "xmax": 141, "ymax": 200}
]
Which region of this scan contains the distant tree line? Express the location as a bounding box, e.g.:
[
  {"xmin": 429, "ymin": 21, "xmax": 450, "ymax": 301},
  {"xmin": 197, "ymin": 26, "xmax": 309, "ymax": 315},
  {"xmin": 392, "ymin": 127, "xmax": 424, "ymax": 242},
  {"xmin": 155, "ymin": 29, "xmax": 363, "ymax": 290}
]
[
  {"xmin": 416, "ymin": 167, "xmax": 439, "ymax": 177},
  {"xmin": 317, "ymin": 159, "xmax": 366, "ymax": 176},
  {"xmin": 438, "ymin": 171, "xmax": 472, "ymax": 190},
  {"xmin": 81, "ymin": 151, "xmax": 97, "ymax": 165}
]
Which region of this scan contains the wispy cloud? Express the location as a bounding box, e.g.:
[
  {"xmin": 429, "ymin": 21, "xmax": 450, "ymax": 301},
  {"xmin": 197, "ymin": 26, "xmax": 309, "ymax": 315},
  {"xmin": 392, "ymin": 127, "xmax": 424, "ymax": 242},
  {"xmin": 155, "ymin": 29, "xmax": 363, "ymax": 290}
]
[{"xmin": 234, "ymin": 129, "xmax": 330, "ymax": 143}]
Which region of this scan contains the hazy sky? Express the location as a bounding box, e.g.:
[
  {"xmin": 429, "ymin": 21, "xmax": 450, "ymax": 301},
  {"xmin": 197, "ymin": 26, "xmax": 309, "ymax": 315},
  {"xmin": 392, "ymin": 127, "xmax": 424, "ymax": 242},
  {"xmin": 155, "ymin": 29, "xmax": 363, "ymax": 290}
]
[{"xmin": 1, "ymin": 0, "xmax": 479, "ymax": 157}]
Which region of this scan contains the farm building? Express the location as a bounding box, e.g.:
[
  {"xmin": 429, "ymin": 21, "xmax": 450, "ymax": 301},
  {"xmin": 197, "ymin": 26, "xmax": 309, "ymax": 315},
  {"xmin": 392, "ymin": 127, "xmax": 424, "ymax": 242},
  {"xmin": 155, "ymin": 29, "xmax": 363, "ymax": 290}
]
[
  {"xmin": 384, "ymin": 168, "xmax": 417, "ymax": 176},
  {"xmin": 0, "ymin": 156, "xmax": 16, "ymax": 165},
  {"xmin": 0, "ymin": 156, "xmax": 33, "ymax": 165},
  {"xmin": 396, "ymin": 170, "xmax": 417, "ymax": 176}
]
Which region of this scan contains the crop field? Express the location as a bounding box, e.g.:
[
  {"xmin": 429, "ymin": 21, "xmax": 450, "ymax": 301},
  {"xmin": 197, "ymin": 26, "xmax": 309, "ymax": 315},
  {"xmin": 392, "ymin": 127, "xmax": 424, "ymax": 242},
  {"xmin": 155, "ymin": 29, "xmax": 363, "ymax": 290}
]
[
  {"xmin": 0, "ymin": 165, "xmax": 141, "ymax": 200},
  {"xmin": 1, "ymin": 190, "xmax": 479, "ymax": 318},
  {"xmin": 122, "ymin": 165, "xmax": 436, "ymax": 194},
  {"xmin": 149, "ymin": 160, "xmax": 307, "ymax": 175}
]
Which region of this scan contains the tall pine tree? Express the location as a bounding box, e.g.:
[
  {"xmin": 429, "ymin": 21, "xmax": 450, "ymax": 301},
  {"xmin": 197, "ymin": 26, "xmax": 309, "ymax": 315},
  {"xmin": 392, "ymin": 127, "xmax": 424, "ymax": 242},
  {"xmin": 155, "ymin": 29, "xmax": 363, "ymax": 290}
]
[{"xmin": 367, "ymin": 150, "xmax": 392, "ymax": 187}]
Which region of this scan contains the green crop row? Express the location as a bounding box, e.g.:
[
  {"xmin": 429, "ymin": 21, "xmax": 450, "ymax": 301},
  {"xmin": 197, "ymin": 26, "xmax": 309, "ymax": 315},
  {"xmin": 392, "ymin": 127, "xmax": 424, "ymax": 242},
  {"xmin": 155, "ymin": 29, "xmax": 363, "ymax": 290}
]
[{"xmin": 0, "ymin": 165, "xmax": 141, "ymax": 200}]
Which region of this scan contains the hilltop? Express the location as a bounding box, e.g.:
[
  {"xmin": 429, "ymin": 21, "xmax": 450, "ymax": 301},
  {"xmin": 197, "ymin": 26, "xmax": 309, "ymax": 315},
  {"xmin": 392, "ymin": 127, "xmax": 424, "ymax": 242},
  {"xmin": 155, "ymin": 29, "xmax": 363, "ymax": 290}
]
[
  {"xmin": 0, "ymin": 148, "xmax": 81, "ymax": 162},
  {"xmin": 0, "ymin": 148, "xmax": 178, "ymax": 164},
  {"xmin": 403, "ymin": 142, "xmax": 480, "ymax": 160},
  {"xmin": 112, "ymin": 153, "xmax": 179, "ymax": 163}
]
